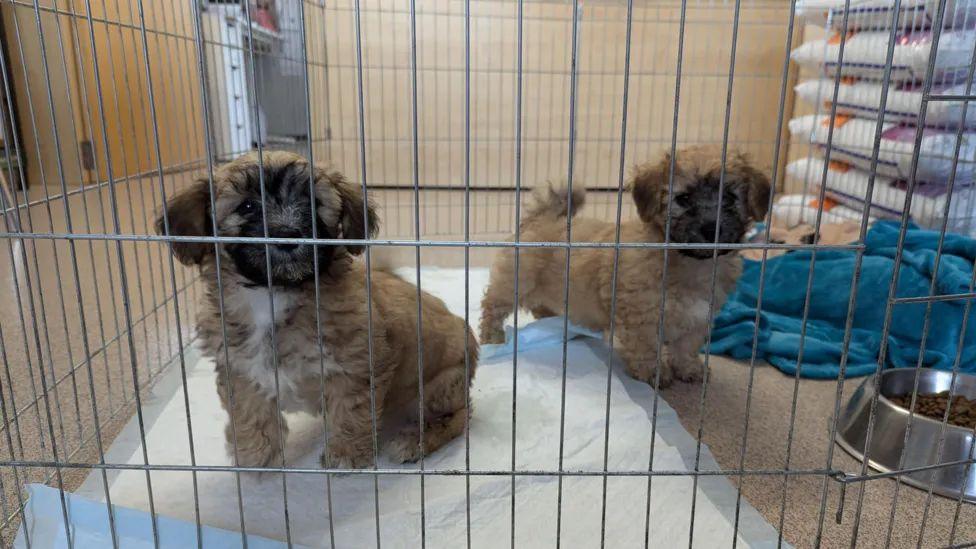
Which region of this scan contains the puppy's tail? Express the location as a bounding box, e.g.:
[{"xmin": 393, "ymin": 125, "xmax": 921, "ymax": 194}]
[{"xmin": 522, "ymin": 183, "xmax": 586, "ymax": 225}]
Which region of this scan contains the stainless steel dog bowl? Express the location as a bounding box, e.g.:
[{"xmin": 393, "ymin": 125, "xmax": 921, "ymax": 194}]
[{"xmin": 835, "ymin": 368, "xmax": 976, "ymax": 503}]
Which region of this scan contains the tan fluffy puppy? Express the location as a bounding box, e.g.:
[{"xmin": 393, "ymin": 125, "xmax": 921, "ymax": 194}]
[
  {"xmin": 157, "ymin": 151, "xmax": 478, "ymax": 469},
  {"xmin": 479, "ymin": 146, "xmax": 769, "ymax": 387}
]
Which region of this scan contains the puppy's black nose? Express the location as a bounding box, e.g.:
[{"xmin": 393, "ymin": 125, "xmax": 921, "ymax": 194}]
[
  {"xmin": 701, "ymin": 223, "xmax": 717, "ymax": 242},
  {"xmin": 272, "ymin": 229, "xmax": 302, "ymax": 251}
]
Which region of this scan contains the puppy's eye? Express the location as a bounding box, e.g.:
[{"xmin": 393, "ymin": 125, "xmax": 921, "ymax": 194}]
[
  {"xmin": 236, "ymin": 200, "xmax": 260, "ymax": 215},
  {"xmin": 673, "ymin": 193, "xmax": 692, "ymax": 208}
]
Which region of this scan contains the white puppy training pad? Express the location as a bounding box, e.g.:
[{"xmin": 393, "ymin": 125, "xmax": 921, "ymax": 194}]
[{"xmin": 62, "ymin": 268, "xmax": 785, "ymax": 548}]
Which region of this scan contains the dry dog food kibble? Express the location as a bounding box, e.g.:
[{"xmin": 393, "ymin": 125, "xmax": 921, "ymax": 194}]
[{"xmin": 889, "ymin": 391, "xmax": 976, "ymax": 430}]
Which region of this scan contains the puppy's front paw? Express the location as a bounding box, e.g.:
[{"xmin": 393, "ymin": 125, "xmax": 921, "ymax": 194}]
[
  {"xmin": 388, "ymin": 426, "xmax": 425, "ymax": 463},
  {"xmin": 229, "ymin": 438, "xmax": 283, "ymax": 470},
  {"xmin": 225, "ymin": 420, "xmax": 285, "ymax": 471},
  {"xmin": 320, "ymin": 443, "xmax": 374, "ymax": 470},
  {"xmin": 671, "ymin": 353, "xmax": 704, "ymax": 383},
  {"xmin": 625, "ymin": 358, "xmax": 673, "ymax": 389}
]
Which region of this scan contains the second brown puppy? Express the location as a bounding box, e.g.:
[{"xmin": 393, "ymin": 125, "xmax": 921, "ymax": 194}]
[{"xmin": 479, "ymin": 146, "xmax": 769, "ymax": 387}]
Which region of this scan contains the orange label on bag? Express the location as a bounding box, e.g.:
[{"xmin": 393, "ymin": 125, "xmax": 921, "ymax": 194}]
[
  {"xmin": 822, "ymin": 114, "xmax": 853, "ymax": 128},
  {"xmin": 841, "ymin": 76, "xmax": 857, "ymax": 85},
  {"xmin": 827, "ymin": 31, "xmax": 856, "ymax": 45},
  {"xmin": 828, "ymin": 160, "xmax": 852, "ymax": 173},
  {"xmin": 810, "ymin": 197, "xmax": 839, "ymax": 211}
]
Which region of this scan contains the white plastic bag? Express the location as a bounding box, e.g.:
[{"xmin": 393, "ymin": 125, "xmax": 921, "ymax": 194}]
[
  {"xmin": 791, "ymin": 29, "xmax": 976, "ymax": 82},
  {"xmin": 788, "ymin": 114, "xmax": 976, "ymax": 183},
  {"xmin": 786, "ymin": 156, "xmax": 976, "ymax": 228},
  {"xmin": 797, "ymin": 0, "xmax": 976, "ymax": 31},
  {"xmin": 795, "ymin": 78, "xmax": 976, "ymax": 128}
]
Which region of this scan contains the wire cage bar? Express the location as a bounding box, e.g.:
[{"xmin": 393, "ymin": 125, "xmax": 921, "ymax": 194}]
[{"xmin": 0, "ymin": 0, "xmax": 972, "ymax": 548}]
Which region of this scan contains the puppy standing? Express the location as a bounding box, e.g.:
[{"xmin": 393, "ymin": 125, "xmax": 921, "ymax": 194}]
[
  {"xmin": 479, "ymin": 146, "xmax": 769, "ymax": 387},
  {"xmin": 157, "ymin": 151, "xmax": 478, "ymax": 468}
]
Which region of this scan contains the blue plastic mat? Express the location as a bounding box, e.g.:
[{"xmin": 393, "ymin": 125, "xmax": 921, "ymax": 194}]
[{"xmin": 14, "ymin": 484, "xmax": 300, "ymax": 548}]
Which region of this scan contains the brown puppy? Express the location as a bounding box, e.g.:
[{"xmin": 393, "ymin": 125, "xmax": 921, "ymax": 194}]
[
  {"xmin": 479, "ymin": 146, "xmax": 769, "ymax": 387},
  {"xmin": 157, "ymin": 151, "xmax": 478, "ymax": 469}
]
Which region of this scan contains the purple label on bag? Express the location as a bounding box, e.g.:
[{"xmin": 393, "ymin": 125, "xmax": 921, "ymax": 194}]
[
  {"xmin": 880, "ymin": 124, "xmax": 955, "ymax": 141},
  {"xmin": 880, "ymin": 125, "xmax": 920, "ymax": 142},
  {"xmin": 889, "ymin": 179, "xmax": 966, "ymax": 197},
  {"xmin": 895, "ymin": 31, "xmax": 933, "ymax": 47}
]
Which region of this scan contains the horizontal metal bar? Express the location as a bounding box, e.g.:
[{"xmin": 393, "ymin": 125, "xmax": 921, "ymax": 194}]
[
  {"xmin": 0, "ymin": 231, "xmax": 867, "ymax": 252},
  {"xmin": 892, "ymin": 292, "xmax": 976, "ymax": 304},
  {"xmin": 311, "ymin": 61, "xmax": 786, "ymax": 80},
  {"xmin": 326, "ymin": 136, "xmax": 781, "ymax": 145},
  {"xmin": 0, "ymin": 459, "xmax": 843, "ymax": 478},
  {"xmin": 926, "ymin": 94, "xmax": 975, "ymax": 102},
  {"xmin": 943, "ymin": 541, "xmax": 976, "ymax": 549},
  {"xmin": 833, "ymin": 458, "xmax": 976, "ymax": 484},
  {"xmin": 322, "ymin": 1, "xmax": 790, "ymax": 25},
  {"xmin": 12, "ymin": 0, "xmax": 788, "ymax": 31}
]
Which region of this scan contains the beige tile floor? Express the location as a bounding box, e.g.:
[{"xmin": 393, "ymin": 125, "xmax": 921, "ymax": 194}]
[{"xmin": 0, "ymin": 176, "xmax": 973, "ymax": 547}]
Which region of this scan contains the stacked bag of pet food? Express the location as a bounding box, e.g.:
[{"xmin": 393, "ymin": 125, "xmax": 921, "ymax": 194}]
[{"xmin": 783, "ymin": 0, "xmax": 976, "ymax": 233}]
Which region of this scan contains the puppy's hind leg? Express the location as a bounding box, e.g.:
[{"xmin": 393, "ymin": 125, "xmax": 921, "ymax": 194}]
[
  {"xmin": 480, "ymin": 257, "xmax": 516, "ymax": 344},
  {"xmin": 389, "ymin": 362, "xmax": 472, "ymax": 463},
  {"xmin": 321, "ymin": 374, "xmax": 384, "ymax": 469}
]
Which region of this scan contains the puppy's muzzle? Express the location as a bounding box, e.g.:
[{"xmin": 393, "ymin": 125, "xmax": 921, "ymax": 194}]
[{"xmin": 271, "ymin": 229, "xmax": 303, "ymax": 253}]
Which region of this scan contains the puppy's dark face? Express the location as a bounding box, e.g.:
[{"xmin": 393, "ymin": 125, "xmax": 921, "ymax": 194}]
[
  {"xmin": 631, "ymin": 146, "xmax": 770, "ymax": 260},
  {"xmin": 221, "ymin": 161, "xmax": 330, "ymax": 286},
  {"xmin": 156, "ymin": 151, "xmax": 378, "ymax": 286}
]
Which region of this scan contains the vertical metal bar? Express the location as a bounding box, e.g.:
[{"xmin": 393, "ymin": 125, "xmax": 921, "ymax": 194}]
[
  {"xmin": 462, "ymin": 0, "xmax": 473, "ymax": 547},
  {"xmin": 350, "ymin": 0, "xmax": 384, "ymax": 545},
  {"xmin": 510, "ymin": 0, "xmax": 524, "ymax": 546},
  {"xmin": 554, "ymin": 1, "xmax": 581, "ymax": 546},
  {"xmin": 598, "ymin": 1, "xmax": 634, "ymax": 547},
  {"xmin": 237, "ymin": 1, "xmax": 294, "ymax": 545},
  {"xmin": 296, "ymin": 0, "xmax": 337, "ymax": 545},
  {"xmin": 189, "ymin": 1, "xmax": 249, "ymax": 545},
  {"xmin": 406, "ymin": 0, "xmax": 427, "ymax": 544},
  {"xmin": 643, "ymin": 0, "xmax": 689, "ymax": 545},
  {"xmin": 848, "ymin": 2, "xmax": 950, "ymax": 545},
  {"xmin": 79, "ymin": 1, "xmax": 161, "ymax": 545}
]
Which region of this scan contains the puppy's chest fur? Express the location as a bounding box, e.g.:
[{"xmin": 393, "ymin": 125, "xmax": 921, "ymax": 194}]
[
  {"xmin": 609, "ymin": 252, "xmax": 741, "ymax": 339},
  {"xmin": 203, "ymin": 285, "xmax": 341, "ymax": 407}
]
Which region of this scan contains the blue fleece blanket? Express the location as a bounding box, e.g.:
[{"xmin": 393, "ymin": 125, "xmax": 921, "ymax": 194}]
[{"xmin": 710, "ymin": 221, "xmax": 976, "ymax": 378}]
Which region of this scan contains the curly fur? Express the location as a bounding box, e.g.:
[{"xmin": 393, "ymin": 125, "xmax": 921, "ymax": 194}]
[
  {"xmin": 157, "ymin": 151, "xmax": 478, "ymax": 469},
  {"xmin": 479, "ymin": 146, "xmax": 769, "ymax": 387}
]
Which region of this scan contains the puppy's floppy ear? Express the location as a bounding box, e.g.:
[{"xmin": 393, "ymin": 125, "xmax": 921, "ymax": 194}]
[
  {"xmin": 315, "ymin": 168, "xmax": 379, "ymax": 255},
  {"xmin": 155, "ymin": 179, "xmax": 214, "ymax": 266},
  {"xmin": 730, "ymin": 153, "xmax": 771, "ymax": 221},
  {"xmin": 630, "ymin": 153, "xmax": 671, "ymax": 223}
]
